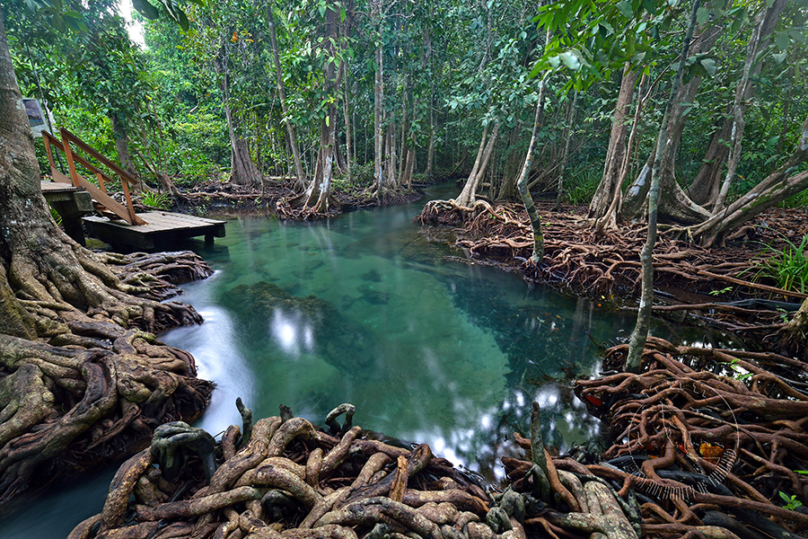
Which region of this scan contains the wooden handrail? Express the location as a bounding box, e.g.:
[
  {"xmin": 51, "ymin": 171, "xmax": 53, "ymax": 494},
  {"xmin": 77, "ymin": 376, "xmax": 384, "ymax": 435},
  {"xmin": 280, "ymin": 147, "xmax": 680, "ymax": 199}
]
[
  {"xmin": 43, "ymin": 132, "xmax": 114, "ymax": 193},
  {"xmin": 43, "ymin": 130, "xmax": 146, "ymax": 226},
  {"xmin": 60, "ymin": 128, "xmax": 140, "ymax": 189}
]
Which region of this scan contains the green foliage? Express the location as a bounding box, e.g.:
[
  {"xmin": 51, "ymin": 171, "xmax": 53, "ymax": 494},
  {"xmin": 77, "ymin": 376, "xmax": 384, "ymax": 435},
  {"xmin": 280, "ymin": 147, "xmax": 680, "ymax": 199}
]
[
  {"xmin": 748, "ymin": 233, "xmax": 808, "ymax": 294},
  {"xmin": 141, "ymin": 190, "xmax": 172, "ymax": 209},
  {"xmin": 50, "ymin": 207, "xmax": 62, "ymax": 225},
  {"xmin": 562, "ymin": 167, "xmax": 601, "ymax": 206},
  {"xmin": 779, "ymin": 491, "xmax": 803, "ymax": 511},
  {"xmin": 708, "ymin": 286, "xmax": 733, "ymax": 296}
]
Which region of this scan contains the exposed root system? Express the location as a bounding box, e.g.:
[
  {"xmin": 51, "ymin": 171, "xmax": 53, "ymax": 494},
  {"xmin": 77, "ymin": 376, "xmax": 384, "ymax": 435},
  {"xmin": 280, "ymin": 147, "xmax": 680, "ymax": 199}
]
[
  {"xmin": 545, "ymin": 336, "xmax": 808, "ymax": 538},
  {"xmin": 0, "ymin": 250, "xmax": 213, "ymax": 510},
  {"xmin": 180, "ymin": 180, "xmax": 421, "ymax": 221},
  {"xmin": 71, "ymin": 404, "xmax": 504, "ymax": 539},
  {"xmin": 417, "ymin": 200, "xmax": 808, "ymax": 353}
]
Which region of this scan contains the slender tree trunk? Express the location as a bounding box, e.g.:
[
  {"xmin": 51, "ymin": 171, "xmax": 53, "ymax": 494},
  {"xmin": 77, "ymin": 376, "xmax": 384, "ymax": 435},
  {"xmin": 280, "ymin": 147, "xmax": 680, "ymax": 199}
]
[
  {"xmin": 455, "ymin": 122, "xmax": 500, "ymax": 208},
  {"xmin": 626, "ymin": 0, "xmax": 701, "ymax": 373},
  {"xmin": 712, "ymin": 7, "xmax": 767, "ymax": 213},
  {"xmin": 688, "ymin": 115, "xmax": 808, "ymax": 246},
  {"xmin": 621, "ymin": 22, "xmax": 721, "ymax": 224},
  {"xmin": 372, "ymin": 0, "xmax": 385, "ymax": 193},
  {"xmin": 268, "ymin": 5, "xmax": 306, "ymax": 190},
  {"xmin": 518, "ymin": 98, "xmax": 547, "ymax": 264},
  {"xmin": 555, "ymin": 90, "xmax": 578, "ymax": 210},
  {"xmin": 687, "ymin": 0, "xmax": 788, "ymax": 205},
  {"xmin": 426, "ymin": 88, "xmax": 435, "ymax": 179},
  {"xmin": 343, "ymin": 69, "xmax": 352, "ymax": 182}
]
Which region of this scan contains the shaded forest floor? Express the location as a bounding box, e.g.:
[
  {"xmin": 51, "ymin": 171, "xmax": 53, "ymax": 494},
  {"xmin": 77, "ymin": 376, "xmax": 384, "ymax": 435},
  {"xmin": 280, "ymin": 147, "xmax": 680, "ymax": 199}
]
[
  {"xmin": 418, "ymin": 199, "xmax": 808, "ymax": 356},
  {"xmin": 157, "ymin": 179, "xmax": 424, "ymax": 219}
]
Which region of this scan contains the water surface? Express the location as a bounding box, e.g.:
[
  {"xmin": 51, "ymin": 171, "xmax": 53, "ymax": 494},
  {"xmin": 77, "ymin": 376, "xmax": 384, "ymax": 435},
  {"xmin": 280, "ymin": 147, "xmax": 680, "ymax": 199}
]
[{"xmin": 0, "ymin": 185, "xmax": 659, "ymax": 537}]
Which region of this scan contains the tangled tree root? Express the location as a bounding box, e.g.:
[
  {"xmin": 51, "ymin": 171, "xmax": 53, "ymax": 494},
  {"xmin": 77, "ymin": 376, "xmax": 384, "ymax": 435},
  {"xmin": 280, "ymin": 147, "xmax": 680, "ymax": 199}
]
[
  {"xmin": 73, "ymin": 399, "xmax": 653, "ymax": 539},
  {"xmin": 70, "ymin": 403, "xmax": 502, "ymax": 539},
  {"xmin": 416, "ymin": 200, "xmax": 808, "ymax": 355},
  {"xmin": 501, "ymin": 336, "xmax": 808, "ymax": 538},
  {"xmin": 0, "ymin": 250, "xmax": 213, "ymax": 509}
]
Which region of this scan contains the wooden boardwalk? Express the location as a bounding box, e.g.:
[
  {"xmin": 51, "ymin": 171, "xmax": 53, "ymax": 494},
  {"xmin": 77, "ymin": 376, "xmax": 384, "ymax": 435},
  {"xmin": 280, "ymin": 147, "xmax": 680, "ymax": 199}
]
[{"xmin": 83, "ymin": 211, "xmax": 226, "ymax": 250}]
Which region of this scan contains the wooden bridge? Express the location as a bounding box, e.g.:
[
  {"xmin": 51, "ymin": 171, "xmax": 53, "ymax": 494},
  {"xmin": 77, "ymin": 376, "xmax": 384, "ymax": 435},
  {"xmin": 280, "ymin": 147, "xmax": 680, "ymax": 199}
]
[{"xmin": 42, "ymin": 128, "xmax": 225, "ymax": 250}]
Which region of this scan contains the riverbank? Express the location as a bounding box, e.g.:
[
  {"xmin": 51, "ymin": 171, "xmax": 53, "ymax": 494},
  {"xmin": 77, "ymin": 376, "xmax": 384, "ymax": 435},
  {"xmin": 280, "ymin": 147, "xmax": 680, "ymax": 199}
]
[
  {"xmin": 73, "ymin": 332, "xmax": 808, "ymax": 539},
  {"xmin": 417, "ymin": 199, "xmax": 808, "ymax": 358},
  {"xmin": 0, "ymin": 250, "xmax": 214, "ymax": 515},
  {"xmin": 161, "ymin": 179, "xmax": 424, "ymax": 220}
]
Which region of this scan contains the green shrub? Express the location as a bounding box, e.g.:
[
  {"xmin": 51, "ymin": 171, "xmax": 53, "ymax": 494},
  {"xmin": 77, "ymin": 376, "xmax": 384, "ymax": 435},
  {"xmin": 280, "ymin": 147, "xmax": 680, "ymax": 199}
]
[
  {"xmin": 748, "ymin": 232, "xmax": 808, "ymax": 293},
  {"xmin": 562, "ymin": 166, "xmax": 600, "ymax": 206},
  {"xmin": 142, "ymin": 191, "xmax": 172, "ymax": 210}
]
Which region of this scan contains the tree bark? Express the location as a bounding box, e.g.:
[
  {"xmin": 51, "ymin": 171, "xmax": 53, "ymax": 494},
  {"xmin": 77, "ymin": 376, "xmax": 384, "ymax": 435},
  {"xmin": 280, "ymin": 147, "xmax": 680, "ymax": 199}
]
[
  {"xmin": 621, "ymin": 22, "xmax": 721, "ymax": 224},
  {"xmin": 589, "ymin": 65, "xmax": 637, "ymax": 223},
  {"xmin": 373, "ymin": 4, "xmax": 384, "ymax": 192},
  {"xmin": 686, "ymin": 0, "xmax": 788, "ymax": 205},
  {"xmin": 625, "ymin": 0, "xmax": 701, "ymax": 372},
  {"xmin": 455, "ymin": 121, "xmax": 500, "ymax": 208},
  {"xmin": 214, "ymin": 55, "xmax": 260, "ymax": 187},
  {"xmin": 687, "ymin": 114, "xmax": 808, "ymax": 246},
  {"xmin": 268, "ymin": 3, "xmax": 306, "ymax": 191},
  {"xmin": 518, "ymin": 98, "xmax": 547, "ymax": 264},
  {"xmin": 555, "ymin": 90, "xmax": 578, "ymax": 210},
  {"xmin": 109, "ymin": 112, "xmax": 143, "ymax": 193}
]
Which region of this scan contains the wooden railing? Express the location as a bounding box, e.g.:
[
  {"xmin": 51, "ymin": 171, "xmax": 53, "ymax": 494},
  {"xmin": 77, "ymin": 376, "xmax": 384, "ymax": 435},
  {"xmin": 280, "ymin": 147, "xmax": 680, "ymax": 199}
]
[{"xmin": 42, "ymin": 129, "xmax": 146, "ymax": 226}]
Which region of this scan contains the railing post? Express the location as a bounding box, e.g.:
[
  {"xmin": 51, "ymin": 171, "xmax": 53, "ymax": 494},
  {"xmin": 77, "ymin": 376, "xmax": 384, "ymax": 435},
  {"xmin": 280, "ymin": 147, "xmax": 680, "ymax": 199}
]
[{"xmin": 61, "ymin": 133, "xmax": 81, "ymax": 188}]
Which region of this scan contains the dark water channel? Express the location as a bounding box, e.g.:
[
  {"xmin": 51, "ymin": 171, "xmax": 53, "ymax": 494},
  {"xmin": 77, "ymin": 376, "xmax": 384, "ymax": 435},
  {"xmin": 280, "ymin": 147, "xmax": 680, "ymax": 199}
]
[{"xmin": 1, "ymin": 184, "xmax": 696, "ymax": 537}]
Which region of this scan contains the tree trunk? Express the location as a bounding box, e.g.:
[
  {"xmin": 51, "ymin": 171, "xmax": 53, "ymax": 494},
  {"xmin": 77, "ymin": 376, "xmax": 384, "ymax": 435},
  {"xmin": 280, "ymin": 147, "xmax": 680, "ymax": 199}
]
[
  {"xmin": 343, "ymin": 69, "xmax": 352, "ymax": 183},
  {"xmin": 625, "ymin": 0, "xmax": 701, "ymax": 372},
  {"xmin": 426, "ymin": 89, "xmax": 435, "ymax": 179},
  {"xmin": 711, "ymin": 5, "xmax": 768, "ymax": 213},
  {"xmin": 0, "ymin": 11, "xmax": 211, "ymax": 505},
  {"xmin": 109, "ymin": 112, "xmax": 143, "ymax": 193},
  {"xmin": 621, "ymin": 22, "xmax": 721, "ymax": 224},
  {"xmin": 215, "ymin": 56, "xmax": 260, "ymax": 187},
  {"xmin": 268, "ymin": 4, "xmax": 306, "ymax": 191},
  {"xmin": 455, "ymin": 121, "xmax": 500, "ymax": 208},
  {"xmin": 686, "ymin": 0, "xmax": 788, "ymax": 205},
  {"xmin": 518, "ymin": 99, "xmax": 547, "ymax": 264},
  {"xmin": 372, "ymin": 4, "xmax": 384, "ymax": 193},
  {"xmin": 687, "ymin": 114, "xmax": 808, "ymax": 246},
  {"xmin": 588, "ymin": 65, "xmax": 637, "ymax": 222},
  {"xmin": 555, "ymin": 90, "xmax": 578, "ymax": 210}
]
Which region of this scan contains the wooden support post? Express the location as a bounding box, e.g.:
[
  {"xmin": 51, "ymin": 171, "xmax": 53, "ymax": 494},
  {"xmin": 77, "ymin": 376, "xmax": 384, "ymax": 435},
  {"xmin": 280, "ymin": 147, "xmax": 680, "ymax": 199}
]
[
  {"xmin": 96, "ymin": 172, "xmax": 106, "ymax": 194},
  {"xmin": 61, "ymin": 134, "xmax": 81, "ymax": 189}
]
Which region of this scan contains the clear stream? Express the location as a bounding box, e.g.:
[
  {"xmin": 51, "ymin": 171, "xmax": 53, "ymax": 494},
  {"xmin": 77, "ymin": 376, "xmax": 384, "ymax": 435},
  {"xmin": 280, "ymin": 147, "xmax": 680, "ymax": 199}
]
[{"xmin": 0, "ymin": 184, "xmax": 694, "ymax": 538}]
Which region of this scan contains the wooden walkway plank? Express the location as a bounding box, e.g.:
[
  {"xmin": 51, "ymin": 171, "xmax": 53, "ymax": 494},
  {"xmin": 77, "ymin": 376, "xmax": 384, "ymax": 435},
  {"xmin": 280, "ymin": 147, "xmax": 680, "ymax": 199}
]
[{"xmin": 83, "ymin": 212, "xmax": 226, "ymax": 250}]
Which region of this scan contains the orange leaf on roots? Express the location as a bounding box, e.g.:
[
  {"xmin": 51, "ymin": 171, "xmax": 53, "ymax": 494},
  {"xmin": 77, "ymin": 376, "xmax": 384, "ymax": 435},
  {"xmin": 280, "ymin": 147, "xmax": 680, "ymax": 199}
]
[{"xmin": 585, "ymin": 394, "xmax": 603, "ymax": 407}]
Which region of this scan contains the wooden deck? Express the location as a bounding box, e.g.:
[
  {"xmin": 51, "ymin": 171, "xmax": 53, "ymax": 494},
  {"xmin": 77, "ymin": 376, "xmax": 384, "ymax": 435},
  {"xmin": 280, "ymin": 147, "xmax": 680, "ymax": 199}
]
[
  {"xmin": 83, "ymin": 211, "xmax": 226, "ymax": 250},
  {"xmin": 42, "ymin": 181, "xmax": 94, "ymax": 245}
]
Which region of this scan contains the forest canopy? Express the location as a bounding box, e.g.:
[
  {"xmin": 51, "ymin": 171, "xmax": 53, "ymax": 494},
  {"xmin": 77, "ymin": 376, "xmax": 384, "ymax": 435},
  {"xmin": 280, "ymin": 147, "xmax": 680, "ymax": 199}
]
[{"xmin": 1, "ymin": 0, "xmax": 807, "ymax": 231}]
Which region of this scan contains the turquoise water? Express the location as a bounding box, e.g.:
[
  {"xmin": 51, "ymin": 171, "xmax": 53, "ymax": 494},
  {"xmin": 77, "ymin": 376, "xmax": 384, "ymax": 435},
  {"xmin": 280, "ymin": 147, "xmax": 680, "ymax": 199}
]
[
  {"xmin": 160, "ymin": 184, "xmax": 637, "ymax": 475},
  {"xmin": 0, "ymin": 185, "xmax": 646, "ymax": 537}
]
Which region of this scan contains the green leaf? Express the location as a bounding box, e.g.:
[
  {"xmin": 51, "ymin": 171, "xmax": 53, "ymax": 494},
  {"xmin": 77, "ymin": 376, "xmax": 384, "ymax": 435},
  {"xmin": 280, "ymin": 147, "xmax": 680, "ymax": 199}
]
[
  {"xmin": 696, "ymin": 7, "xmax": 709, "ymax": 26},
  {"xmin": 775, "ymin": 31, "xmax": 790, "ymax": 51},
  {"xmin": 132, "ymin": 0, "xmax": 160, "ymax": 20},
  {"xmin": 772, "ymin": 52, "xmax": 787, "ymax": 64},
  {"xmin": 699, "ymin": 57, "xmax": 716, "ymax": 77},
  {"xmin": 780, "ymin": 491, "xmax": 792, "ymax": 502},
  {"xmin": 616, "ymin": 1, "xmax": 633, "ymax": 18}
]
